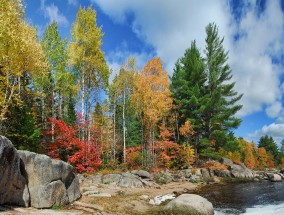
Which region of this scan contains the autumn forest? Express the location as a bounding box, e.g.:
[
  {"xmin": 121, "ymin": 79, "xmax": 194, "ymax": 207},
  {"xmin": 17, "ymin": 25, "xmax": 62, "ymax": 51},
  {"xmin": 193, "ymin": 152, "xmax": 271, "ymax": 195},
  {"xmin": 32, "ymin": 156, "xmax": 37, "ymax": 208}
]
[{"xmin": 1, "ymin": 0, "xmax": 284, "ymax": 173}]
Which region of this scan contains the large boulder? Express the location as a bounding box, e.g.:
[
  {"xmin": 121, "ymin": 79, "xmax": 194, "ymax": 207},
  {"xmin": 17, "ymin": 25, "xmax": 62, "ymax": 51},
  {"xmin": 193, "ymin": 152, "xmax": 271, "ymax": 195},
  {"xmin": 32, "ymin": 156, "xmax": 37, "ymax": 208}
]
[
  {"xmin": 18, "ymin": 150, "xmax": 81, "ymax": 208},
  {"xmin": 0, "ymin": 136, "xmax": 30, "ymax": 207},
  {"xmin": 230, "ymin": 164, "xmax": 254, "ymax": 178},
  {"xmin": 164, "ymin": 194, "xmax": 214, "ymax": 215}
]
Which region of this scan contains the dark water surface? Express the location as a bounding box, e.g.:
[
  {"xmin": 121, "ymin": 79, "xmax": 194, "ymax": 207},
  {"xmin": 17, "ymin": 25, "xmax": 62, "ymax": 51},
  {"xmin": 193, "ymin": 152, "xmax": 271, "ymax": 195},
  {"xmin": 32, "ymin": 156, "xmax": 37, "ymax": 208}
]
[{"xmin": 192, "ymin": 180, "xmax": 284, "ymax": 214}]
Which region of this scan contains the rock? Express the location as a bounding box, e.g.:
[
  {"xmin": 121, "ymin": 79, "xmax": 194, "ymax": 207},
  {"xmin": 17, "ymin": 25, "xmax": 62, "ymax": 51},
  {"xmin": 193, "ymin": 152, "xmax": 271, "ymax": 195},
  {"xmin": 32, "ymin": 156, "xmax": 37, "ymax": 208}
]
[
  {"xmin": 88, "ymin": 174, "xmax": 102, "ymax": 184},
  {"xmin": 154, "ymin": 194, "xmax": 176, "ymax": 205},
  {"xmin": 221, "ymin": 157, "xmax": 234, "ymax": 166},
  {"xmin": 65, "ymin": 173, "xmax": 81, "ymax": 202},
  {"xmin": 195, "ymin": 169, "xmax": 202, "ymax": 176},
  {"xmin": 118, "ymin": 174, "xmax": 143, "ymax": 188},
  {"xmin": 181, "ymin": 169, "xmax": 192, "ymax": 178},
  {"xmin": 230, "ymin": 164, "xmax": 254, "ymax": 178},
  {"xmin": 164, "ymin": 194, "xmax": 214, "ymax": 215},
  {"xmin": 277, "ymin": 173, "xmax": 284, "ymax": 179},
  {"xmin": 88, "ymin": 193, "xmax": 112, "ymax": 197},
  {"xmin": 208, "ymin": 168, "xmax": 214, "ymax": 177},
  {"xmin": 139, "ymin": 195, "xmax": 149, "ymax": 201},
  {"xmin": 154, "ymin": 171, "xmax": 173, "ymax": 184},
  {"xmin": 0, "ymin": 136, "xmax": 30, "ymax": 207},
  {"xmin": 214, "ymin": 169, "xmax": 231, "ymax": 177},
  {"xmin": 18, "ymin": 150, "xmax": 80, "ymax": 208},
  {"xmin": 149, "ymin": 199, "xmax": 155, "ymax": 205},
  {"xmin": 268, "ymin": 173, "xmax": 282, "ymax": 182},
  {"xmin": 201, "ymin": 168, "xmax": 211, "ymax": 178},
  {"xmin": 102, "ymin": 174, "xmax": 122, "ymax": 184},
  {"xmin": 73, "ymin": 201, "xmax": 104, "ymax": 211},
  {"xmin": 131, "ymin": 170, "xmax": 152, "ymax": 179},
  {"xmin": 31, "ymin": 180, "xmax": 68, "ymax": 209}
]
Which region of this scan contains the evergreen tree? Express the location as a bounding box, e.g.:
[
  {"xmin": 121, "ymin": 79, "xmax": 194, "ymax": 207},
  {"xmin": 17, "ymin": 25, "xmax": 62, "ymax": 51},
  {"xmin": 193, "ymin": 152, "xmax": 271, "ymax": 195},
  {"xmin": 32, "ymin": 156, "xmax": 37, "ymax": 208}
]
[
  {"xmin": 171, "ymin": 41, "xmax": 206, "ymax": 158},
  {"xmin": 203, "ymin": 23, "xmax": 242, "ymax": 149},
  {"xmin": 258, "ymin": 135, "xmax": 279, "ymax": 162}
]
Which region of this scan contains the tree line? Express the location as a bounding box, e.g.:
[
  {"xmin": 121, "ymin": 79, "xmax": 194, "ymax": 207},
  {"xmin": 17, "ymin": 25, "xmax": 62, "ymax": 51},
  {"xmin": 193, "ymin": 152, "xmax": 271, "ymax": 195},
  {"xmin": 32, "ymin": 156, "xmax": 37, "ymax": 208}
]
[{"xmin": 1, "ymin": 0, "xmax": 283, "ymax": 172}]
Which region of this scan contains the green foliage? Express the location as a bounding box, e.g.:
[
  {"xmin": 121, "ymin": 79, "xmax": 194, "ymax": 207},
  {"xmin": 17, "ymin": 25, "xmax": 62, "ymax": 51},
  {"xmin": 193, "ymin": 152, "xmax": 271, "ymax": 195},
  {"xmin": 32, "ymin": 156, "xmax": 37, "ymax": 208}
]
[
  {"xmin": 199, "ymin": 138, "xmax": 219, "ymax": 159},
  {"xmin": 258, "ymin": 135, "xmax": 279, "ymax": 164},
  {"xmin": 203, "ymin": 23, "xmax": 242, "ymax": 146}
]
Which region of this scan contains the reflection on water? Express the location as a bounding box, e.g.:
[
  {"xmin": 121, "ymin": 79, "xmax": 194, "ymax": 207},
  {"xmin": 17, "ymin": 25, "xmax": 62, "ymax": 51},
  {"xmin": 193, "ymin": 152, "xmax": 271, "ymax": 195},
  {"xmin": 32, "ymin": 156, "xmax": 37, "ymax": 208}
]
[{"xmin": 192, "ymin": 180, "xmax": 284, "ymax": 214}]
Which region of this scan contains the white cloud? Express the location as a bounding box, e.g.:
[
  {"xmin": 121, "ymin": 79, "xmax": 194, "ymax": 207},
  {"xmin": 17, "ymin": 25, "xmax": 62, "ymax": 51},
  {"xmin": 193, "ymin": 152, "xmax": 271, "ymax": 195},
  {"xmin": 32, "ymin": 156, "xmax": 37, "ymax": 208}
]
[
  {"xmin": 94, "ymin": 0, "xmax": 284, "ymax": 118},
  {"xmin": 248, "ymin": 123, "xmax": 284, "ymax": 145},
  {"xmin": 266, "ymin": 102, "xmax": 283, "ymax": 118},
  {"xmin": 40, "ymin": 0, "xmax": 68, "ymax": 26}
]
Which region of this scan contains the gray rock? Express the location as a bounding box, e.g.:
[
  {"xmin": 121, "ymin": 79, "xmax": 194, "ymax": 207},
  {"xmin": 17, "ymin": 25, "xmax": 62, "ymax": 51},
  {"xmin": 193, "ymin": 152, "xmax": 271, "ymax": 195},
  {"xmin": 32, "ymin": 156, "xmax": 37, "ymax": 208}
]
[
  {"xmin": 131, "ymin": 170, "xmax": 152, "ymax": 179},
  {"xmin": 102, "ymin": 174, "xmax": 122, "ymax": 184},
  {"xmin": 230, "ymin": 164, "xmax": 254, "ymax": 178},
  {"xmin": 181, "ymin": 169, "xmax": 192, "ymax": 178},
  {"xmin": 214, "ymin": 169, "xmax": 231, "ymax": 177},
  {"xmin": 118, "ymin": 175, "xmax": 144, "ymax": 188},
  {"xmin": 268, "ymin": 173, "xmax": 282, "ymax": 182},
  {"xmin": 221, "ymin": 157, "xmax": 234, "ymax": 166},
  {"xmin": 65, "ymin": 173, "xmax": 81, "ymax": 202},
  {"xmin": 195, "ymin": 169, "xmax": 202, "ymax": 176},
  {"xmin": 208, "ymin": 168, "xmax": 214, "ymax": 177},
  {"xmin": 0, "ymin": 136, "xmax": 30, "ymax": 207},
  {"xmin": 30, "ymin": 180, "xmax": 68, "ymax": 208},
  {"xmin": 154, "ymin": 171, "xmax": 173, "ymax": 184},
  {"xmin": 18, "ymin": 150, "xmax": 80, "ymax": 208},
  {"xmin": 201, "ymin": 168, "xmax": 211, "ymax": 178},
  {"xmin": 277, "ymin": 173, "xmax": 284, "ymax": 179},
  {"xmin": 18, "ymin": 150, "xmax": 73, "ymax": 187},
  {"xmin": 164, "ymin": 194, "xmax": 214, "ymax": 215}
]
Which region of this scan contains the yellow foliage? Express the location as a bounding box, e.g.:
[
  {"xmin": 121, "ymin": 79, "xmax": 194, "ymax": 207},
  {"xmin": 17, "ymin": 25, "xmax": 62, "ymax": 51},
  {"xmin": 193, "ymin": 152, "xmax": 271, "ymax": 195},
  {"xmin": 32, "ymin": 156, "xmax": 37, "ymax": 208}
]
[
  {"xmin": 131, "ymin": 57, "xmax": 172, "ymax": 132},
  {"xmin": 0, "ymin": 0, "xmax": 46, "ymax": 121}
]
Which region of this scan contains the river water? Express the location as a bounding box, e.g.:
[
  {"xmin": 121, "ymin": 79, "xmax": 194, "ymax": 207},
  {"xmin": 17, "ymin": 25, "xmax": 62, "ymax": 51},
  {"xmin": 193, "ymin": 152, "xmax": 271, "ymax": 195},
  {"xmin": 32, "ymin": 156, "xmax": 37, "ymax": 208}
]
[{"xmin": 193, "ymin": 180, "xmax": 284, "ymax": 215}]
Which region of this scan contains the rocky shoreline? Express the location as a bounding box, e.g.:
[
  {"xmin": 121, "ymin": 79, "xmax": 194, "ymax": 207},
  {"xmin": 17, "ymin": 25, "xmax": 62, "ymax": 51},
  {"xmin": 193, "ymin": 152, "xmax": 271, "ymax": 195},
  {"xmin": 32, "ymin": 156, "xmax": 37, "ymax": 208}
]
[{"xmin": 1, "ymin": 135, "xmax": 284, "ymax": 215}]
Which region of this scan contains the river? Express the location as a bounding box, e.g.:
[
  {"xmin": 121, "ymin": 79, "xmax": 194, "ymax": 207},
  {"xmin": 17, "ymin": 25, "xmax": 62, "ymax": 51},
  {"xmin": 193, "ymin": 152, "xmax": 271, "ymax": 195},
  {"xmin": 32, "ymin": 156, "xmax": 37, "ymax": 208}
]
[{"xmin": 193, "ymin": 180, "xmax": 284, "ymax": 215}]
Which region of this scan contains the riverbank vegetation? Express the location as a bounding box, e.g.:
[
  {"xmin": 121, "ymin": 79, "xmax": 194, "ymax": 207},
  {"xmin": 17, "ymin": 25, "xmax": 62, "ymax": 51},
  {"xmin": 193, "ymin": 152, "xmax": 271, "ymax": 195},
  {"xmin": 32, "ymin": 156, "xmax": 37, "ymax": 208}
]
[{"xmin": 1, "ymin": 0, "xmax": 284, "ymax": 173}]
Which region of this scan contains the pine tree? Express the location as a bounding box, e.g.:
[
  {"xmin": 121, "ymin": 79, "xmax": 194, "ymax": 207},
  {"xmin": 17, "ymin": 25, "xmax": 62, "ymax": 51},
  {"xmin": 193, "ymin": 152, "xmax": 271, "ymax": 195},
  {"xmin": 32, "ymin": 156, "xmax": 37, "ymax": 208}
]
[
  {"xmin": 171, "ymin": 41, "xmax": 206, "ymax": 158},
  {"xmin": 258, "ymin": 135, "xmax": 279, "ymax": 163},
  {"xmin": 203, "ymin": 23, "xmax": 242, "ymax": 149}
]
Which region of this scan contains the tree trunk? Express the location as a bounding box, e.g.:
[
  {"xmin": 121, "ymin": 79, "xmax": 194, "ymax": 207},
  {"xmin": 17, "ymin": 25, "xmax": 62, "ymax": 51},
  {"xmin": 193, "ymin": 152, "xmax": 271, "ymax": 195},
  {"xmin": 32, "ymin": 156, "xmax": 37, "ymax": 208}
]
[{"xmin": 122, "ymin": 89, "xmax": 126, "ymax": 163}]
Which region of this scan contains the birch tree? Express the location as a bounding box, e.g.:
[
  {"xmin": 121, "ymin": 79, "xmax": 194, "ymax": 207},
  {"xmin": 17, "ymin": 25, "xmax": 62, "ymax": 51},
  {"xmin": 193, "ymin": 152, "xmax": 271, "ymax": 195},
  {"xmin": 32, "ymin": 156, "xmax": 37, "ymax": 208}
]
[{"xmin": 68, "ymin": 6, "xmax": 109, "ymax": 140}]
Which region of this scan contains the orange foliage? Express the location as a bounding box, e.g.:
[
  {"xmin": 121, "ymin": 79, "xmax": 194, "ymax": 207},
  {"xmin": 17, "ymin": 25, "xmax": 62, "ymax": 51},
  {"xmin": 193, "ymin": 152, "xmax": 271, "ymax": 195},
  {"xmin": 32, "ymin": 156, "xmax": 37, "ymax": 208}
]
[
  {"xmin": 179, "ymin": 120, "xmax": 195, "ymax": 139},
  {"xmin": 125, "ymin": 146, "xmax": 143, "ymax": 169},
  {"xmin": 256, "ymin": 147, "xmax": 269, "ymax": 169},
  {"xmin": 204, "ymin": 161, "xmax": 227, "ymax": 170},
  {"xmin": 244, "ymin": 143, "xmax": 256, "ymax": 169},
  {"xmin": 154, "ymin": 140, "xmax": 180, "ymax": 168}
]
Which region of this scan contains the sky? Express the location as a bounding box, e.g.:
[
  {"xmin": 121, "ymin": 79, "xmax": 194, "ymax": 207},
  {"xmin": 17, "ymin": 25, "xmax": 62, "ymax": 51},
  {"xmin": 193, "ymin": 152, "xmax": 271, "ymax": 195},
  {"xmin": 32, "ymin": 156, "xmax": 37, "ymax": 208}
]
[{"xmin": 25, "ymin": 0, "xmax": 284, "ymax": 145}]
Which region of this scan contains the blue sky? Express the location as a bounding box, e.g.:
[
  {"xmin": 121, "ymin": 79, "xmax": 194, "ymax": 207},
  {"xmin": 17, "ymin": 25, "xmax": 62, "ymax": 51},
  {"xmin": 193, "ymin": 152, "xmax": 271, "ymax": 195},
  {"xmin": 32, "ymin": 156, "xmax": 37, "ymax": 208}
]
[{"xmin": 25, "ymin": 0, "xmax": 284, "ymax": 145}]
